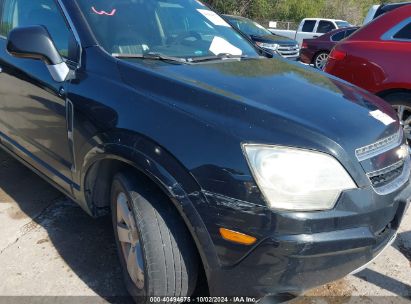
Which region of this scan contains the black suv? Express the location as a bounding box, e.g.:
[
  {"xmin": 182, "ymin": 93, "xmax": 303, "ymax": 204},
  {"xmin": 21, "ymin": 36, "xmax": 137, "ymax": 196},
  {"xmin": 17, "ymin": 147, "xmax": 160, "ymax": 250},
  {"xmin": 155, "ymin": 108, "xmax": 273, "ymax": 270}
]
[{"xmin": 0, "ymin": 0, "xmax": 410, "ymax": 302}]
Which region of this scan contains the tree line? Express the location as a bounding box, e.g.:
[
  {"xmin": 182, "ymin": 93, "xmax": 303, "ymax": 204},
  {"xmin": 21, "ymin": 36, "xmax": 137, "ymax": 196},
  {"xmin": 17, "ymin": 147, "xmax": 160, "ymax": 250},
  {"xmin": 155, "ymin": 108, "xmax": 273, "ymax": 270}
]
[{"xmin": 203, "ymin": 0, "xmax": 405, "ymax": 26}]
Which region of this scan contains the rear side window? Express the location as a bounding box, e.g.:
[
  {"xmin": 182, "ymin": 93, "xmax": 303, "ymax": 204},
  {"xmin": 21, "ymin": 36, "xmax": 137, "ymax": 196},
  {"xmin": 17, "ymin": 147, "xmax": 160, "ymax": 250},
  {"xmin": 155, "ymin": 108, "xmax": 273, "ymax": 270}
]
[
  {"xmin": 317, "ymin": 21, "xmax": 336, "ymax": 34},
  {"xmin": 302, "ymin": 20, "xmax": 316, "ymax": 33},
  {"xmin": 331, "ymin": 31, "xmax": 345, "ymax": 42},
  {"xmin": 345, "ymin": 28, "xmax": 357, "ymax": 38},
  {"xmin": 394, "ymin": 22, "xmax": 411, "ymax": 40},
  {"xmin": 0, "ymin": 0, "xmax": 77, "ymax": 59}
]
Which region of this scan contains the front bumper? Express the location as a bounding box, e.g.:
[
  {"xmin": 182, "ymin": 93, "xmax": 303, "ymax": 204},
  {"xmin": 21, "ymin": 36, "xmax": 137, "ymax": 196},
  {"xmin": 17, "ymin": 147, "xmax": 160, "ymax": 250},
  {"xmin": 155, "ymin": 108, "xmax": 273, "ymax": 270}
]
[
  {"xmin": 264, "ymin": 49, "xmax": 299, "ymax": 61},
  {"xmin": 204, "ymin": 181, "xmax": 411, "ymax": 298}
]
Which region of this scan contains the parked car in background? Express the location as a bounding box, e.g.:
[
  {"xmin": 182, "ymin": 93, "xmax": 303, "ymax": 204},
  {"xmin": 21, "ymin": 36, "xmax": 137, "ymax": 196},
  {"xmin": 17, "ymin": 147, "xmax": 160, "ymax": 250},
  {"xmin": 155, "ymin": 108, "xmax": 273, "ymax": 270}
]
[
  {"xmin": 325, "ymin": 5, "xmax": 411, "ymax": 143},
  {"xmin": 269, "ymin": 18, "xmax": 352, "ymax": 46},
  {"xmin": 300, "ymin": 27, "xmax": 359, "ymax": 70},
  {"xmin": 364, "ymin": 2, "xmax": 411, "ymax": 24},
  {"xmin": 224, "ymin": 15, "xmax": 300, "ymax": 60}
]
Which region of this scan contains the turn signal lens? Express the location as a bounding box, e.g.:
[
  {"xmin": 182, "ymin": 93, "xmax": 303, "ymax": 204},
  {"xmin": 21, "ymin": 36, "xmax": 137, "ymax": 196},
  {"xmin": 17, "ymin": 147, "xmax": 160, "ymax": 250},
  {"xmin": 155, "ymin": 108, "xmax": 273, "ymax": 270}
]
[
  {"xmin": 329, "ymin": 49, "xmax": 347, "ymax": 61},
  {"xmin": 219, "ymin": 228, "xmax": 257, "ymax": 245},
  {"xmin": 301, "ymin": 41, "xmax": 308, "ymax": 49}
]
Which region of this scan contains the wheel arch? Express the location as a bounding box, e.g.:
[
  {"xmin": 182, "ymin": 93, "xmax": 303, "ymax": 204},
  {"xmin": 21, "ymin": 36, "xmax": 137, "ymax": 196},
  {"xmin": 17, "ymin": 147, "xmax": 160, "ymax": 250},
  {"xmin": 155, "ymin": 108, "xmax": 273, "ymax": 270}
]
[
  {"xmin": 76, "ymin": 136, "xmax": 220, "ymax": 291},
  {"xmin": 312, "ymin": 49, "xmax": 330, "ymax": 64},
  {"xmin": 377, "ymin": 88, "xmax": 411, "ymax": 99}
]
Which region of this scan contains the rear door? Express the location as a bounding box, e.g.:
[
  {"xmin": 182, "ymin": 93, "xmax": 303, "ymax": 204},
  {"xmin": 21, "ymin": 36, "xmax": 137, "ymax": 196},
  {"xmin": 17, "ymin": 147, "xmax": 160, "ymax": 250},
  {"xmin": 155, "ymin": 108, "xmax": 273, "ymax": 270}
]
[{"xmin": 0, "ymin": 0, "xmax": 79, "ymax": 192}]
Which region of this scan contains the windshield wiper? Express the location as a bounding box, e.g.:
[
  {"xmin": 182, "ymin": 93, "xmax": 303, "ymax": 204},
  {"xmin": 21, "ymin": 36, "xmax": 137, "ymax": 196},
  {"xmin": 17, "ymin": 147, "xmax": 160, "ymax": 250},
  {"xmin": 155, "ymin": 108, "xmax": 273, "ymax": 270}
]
[
  {"xmin": 188, "ymin": 53, "xmax": 250, "ymax": 63},
  {"xmin": 112, "ymin": 52, "xmax": 188, "ymax": 64},
  {"xmin": 113, "ymin": 52, "xmax": 252, "ymax": 64}
]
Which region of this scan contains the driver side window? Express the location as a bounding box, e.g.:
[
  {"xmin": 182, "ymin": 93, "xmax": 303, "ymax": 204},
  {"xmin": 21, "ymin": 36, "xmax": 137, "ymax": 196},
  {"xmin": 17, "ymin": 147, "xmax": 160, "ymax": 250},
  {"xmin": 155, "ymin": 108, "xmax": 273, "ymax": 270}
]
[{"xmin": 0, "ymin": 0, "xmax": 78, "ymax": 62}]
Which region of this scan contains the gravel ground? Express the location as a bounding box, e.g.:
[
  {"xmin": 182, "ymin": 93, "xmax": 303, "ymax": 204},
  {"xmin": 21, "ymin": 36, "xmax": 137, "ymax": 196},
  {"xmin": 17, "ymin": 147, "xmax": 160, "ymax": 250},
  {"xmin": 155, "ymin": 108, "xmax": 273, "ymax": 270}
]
[{"xmin": 0, "ymin": 149, "xmax": 410, "ymax": 303}]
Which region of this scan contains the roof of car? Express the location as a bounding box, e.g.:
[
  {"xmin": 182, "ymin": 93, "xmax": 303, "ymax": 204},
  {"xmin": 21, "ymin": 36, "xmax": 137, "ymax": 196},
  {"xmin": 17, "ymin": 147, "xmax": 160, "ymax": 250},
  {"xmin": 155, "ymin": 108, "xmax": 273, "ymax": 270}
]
[
  {"xmin": 376, "ymin": 2, "xmax": 411, "ymax": 18},
  {"xmin": 351, "ymin": 4, "xmax": 411, "ymax": 41},
  {"xmin": 382, "ymin": 1, "xmax": 411, "ymax": 7},
  {"xmin": 305, "ymin": 26, "xmax": 359, "ymax": 42},
  {"xmin": 327, "ymin": 26, "xmax": 360, "ymax": 34},
  {"xmin": 318, "ymin": 26, "xmax": 359, "ymax": 40}
]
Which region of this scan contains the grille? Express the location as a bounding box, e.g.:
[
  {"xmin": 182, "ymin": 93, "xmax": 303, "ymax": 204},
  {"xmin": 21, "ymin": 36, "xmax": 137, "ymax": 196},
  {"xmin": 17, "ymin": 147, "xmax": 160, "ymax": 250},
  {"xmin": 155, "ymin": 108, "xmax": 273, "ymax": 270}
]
[
  {"xmin": 277, "ymin": 44, "xmax": 300, "ymax": 58},
  {"xmin": 356, "ymin": 129, "xmax": 410, "ymax": 195},
  {"xmin": 355, "ymin": 130, "xmax": 402, "ymax": 161},
  {"xmin": 368, "ymin": 160, "xmax": 405, "ymax": 188}
]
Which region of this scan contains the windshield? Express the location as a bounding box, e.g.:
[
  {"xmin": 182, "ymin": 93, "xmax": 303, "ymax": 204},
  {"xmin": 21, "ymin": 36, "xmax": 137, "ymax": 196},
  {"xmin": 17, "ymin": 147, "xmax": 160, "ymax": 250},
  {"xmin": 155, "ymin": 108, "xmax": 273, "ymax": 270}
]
[
  {"xmin": 76, "ymin": 0, "xmax": 259, "ymax": 59},
  {"xmin": 226, "ymin": 17, "xmax": 272, "ymax": 37},
  {"xmin": 336, "ymin": 21, "xmax": 353, "ymax": 28}
]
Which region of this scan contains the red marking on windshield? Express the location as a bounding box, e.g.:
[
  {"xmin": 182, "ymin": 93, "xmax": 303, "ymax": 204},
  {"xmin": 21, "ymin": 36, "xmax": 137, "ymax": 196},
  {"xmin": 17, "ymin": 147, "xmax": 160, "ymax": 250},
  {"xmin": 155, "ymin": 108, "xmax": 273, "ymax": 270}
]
[{"xmin": 91, "ymin": 6, "xmax": 117, "ymax": 16}]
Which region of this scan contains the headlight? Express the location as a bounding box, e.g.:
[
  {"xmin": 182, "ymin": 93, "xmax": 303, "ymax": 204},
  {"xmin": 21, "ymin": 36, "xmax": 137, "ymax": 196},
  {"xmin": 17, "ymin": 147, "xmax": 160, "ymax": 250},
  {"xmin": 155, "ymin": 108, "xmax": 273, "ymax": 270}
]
[
  {"xmin": 256, "ymin": 42, "xmax": 279, "ymax": 51},
  {"xmin": 243, "ymin": 145, "xmax": 356, "ymax": 211}
]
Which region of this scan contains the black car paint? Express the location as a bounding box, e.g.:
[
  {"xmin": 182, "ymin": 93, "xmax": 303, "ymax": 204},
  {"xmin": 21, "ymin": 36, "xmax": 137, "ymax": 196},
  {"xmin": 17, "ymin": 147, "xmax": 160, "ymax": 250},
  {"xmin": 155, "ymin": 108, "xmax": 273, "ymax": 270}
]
[{"xmin": 0, "ymin": 0, "xmax": 410, "ymax": 299}]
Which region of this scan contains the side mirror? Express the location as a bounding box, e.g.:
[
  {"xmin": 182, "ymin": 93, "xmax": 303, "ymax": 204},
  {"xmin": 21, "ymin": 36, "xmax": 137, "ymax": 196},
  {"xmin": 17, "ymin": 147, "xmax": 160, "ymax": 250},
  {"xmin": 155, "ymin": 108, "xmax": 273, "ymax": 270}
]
[{"xmin": 7, "ymin": 25, "xmax": 70, "ymax": 82}]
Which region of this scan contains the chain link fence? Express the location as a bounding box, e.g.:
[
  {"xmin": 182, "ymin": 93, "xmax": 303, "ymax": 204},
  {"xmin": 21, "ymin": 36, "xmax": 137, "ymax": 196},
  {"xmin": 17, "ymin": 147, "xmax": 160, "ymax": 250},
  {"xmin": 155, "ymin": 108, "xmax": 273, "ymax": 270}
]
[{"xmin": 256, "ymin": 20, "xmax": 298, "ymax": 30}]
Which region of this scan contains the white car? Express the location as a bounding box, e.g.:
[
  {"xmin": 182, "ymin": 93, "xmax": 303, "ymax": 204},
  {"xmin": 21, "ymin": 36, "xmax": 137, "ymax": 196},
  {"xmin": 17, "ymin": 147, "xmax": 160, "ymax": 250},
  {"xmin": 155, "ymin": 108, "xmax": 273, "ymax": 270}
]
[{"xmin": 269, "ymin": 18, "xmax": 352, "ymax": 46}]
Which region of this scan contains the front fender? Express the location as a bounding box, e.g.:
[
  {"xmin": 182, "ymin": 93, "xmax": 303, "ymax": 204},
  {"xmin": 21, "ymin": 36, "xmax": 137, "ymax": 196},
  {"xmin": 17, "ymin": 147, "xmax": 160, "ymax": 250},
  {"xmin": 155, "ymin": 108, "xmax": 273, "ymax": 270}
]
[{"xmin": 75, "ymin": 133, "xmax": 221, "ymax": 280}]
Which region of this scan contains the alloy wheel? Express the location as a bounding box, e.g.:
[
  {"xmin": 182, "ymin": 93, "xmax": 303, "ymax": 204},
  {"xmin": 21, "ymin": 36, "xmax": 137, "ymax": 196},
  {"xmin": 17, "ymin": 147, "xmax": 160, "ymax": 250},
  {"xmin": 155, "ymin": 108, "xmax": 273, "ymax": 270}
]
[
  {"xmin": 315, "ymin": 53, "xmax": 329, "ymax": 70},
  {"xmin": 116, "ymin": 192, "xmax": 145, "ymax": 289},
  {"xmin": 393, "ymin": 105, "xmax": 411, "ymax": 143}
]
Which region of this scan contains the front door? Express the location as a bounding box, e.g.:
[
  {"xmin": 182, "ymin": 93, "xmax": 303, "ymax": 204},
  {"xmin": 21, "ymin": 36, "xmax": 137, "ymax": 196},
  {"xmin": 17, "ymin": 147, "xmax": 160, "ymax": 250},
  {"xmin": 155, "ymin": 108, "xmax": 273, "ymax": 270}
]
[{"xmin": 0, "ymin": 0, "xmax": 79, "ymax": 193}]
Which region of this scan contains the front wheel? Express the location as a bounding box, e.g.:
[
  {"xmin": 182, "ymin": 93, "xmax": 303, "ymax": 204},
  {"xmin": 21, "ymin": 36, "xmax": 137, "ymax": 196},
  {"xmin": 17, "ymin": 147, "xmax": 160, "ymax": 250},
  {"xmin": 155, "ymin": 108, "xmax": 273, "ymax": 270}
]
[
  {"xmin": 313, "ymin": 52, "xmax": 329, "ymax": 70},
  {"xmin": 111, "ymin": 171, "xmax": 198, "ymax": 302},
  {"xmin": 383, "ymin": 92, "xmax": 411, "ymax": 144}
]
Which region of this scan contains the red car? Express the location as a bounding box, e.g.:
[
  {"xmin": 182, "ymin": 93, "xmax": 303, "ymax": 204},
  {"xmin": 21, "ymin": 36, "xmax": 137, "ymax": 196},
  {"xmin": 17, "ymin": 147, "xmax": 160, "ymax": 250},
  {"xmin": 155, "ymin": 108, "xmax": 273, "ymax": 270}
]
[
  {"xmin": 300, "ymin": 27, "xmax": 359, "ymax": 70},
  {"xmin": 325, "ymin": 5, "xmax": 411, "ymax": 140}
]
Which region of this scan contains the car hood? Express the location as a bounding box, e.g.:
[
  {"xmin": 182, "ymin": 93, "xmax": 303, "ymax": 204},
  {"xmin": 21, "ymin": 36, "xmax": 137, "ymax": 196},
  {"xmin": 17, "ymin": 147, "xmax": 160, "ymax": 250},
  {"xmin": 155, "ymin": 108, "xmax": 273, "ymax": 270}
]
[
  {"xmin": 251, "ymin": 34, "xmax": 297, "ymax": 45},
  {"xmin": 118, "ymin": 57, "xmax": 399, "ymax": 165}
]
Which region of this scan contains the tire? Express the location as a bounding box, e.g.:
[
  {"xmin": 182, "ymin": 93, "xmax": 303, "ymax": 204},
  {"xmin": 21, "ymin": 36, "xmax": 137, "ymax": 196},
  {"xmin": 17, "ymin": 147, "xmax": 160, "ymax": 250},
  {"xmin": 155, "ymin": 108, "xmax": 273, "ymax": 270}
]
[
  {"xmin": 313, "ymin": 51, "xmax": 329, "ymax": 70},
  {"xmin": 383, "ymin": 92, "xmax": 411, "ymax": 144},
  {"xmin": 111, "ymin": 171, "xmax": 198, "ymax": 302}
]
